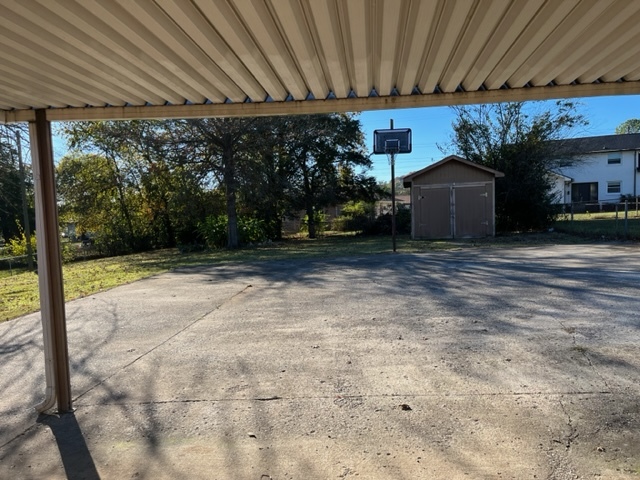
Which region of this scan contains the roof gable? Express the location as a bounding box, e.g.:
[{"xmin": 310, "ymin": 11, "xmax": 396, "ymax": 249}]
[{"xmin": 403, "ymin": 155, "xmax": 504, "ymax": 187}]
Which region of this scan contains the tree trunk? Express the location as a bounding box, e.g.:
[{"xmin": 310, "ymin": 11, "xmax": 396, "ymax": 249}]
[
  {"xmin": 272, "ymin": 213, "xmax": 283, "ymax": 240},
  {"xmin": 305, "ymin": 203, "xmax": 316, "ymax": 239},
  {"xmin": 223, "ymin": 136, "xmax": 239, "ymax": 249},
  {"xmin": 303, "ymin": 168, "xmax": 316, "ymax": 239},
  {"xmin": 108, "ymin": 155, "xmax": 137, "ymax": 251},
  {"xmin": 161, "ymin": 193, "xmax": 176, "ymax": 248}
]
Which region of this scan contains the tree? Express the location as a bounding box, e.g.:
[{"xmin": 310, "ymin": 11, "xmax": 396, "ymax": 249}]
[
  {"xmin": 0, "ymin": 125, "xmax": 33, "ymax": 245},
  {"xmin": 230, "ymin": 114, "xmax": 376, "ymax": 240},
  {"xmin": 377, "ymin": 178, "xmax": 409, "ymax": 198},
  {"xmin": 445, "ymin": 101, "xmax": 587, "ymax": 231},
  {"xmin": 58, "ymin": 114, "xmax": 376, "ymax": 252},
  {"xmin": 169, "ymin": 118, "xmax": 257, "ymax": 249},
  {"xmin": 279, "ymin": 114, "xmax": 373, "ymax": 238},
  {"xmin": 57, "ymin": 153, "xmax": 135, "ymax": 254},
  {"xmin": 234, "ymin": 117, "xmax": 295, "ymax": 240},
  {"xmin": 615, "ymin": 119, "xmax": 640, "ymax": 134},
  {"xmin": 61, "ymin": 121, "xmax": 219, "ymax": 251}
]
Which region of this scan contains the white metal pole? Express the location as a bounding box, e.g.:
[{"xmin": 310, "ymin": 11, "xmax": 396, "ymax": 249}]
[{"xmin": 30, "ymin": 110, "xmax": 72, "ymax": 413}]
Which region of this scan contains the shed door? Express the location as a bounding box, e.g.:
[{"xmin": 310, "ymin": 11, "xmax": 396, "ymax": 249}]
[
  {"xmin": 454, "ymin": 185, "xmax": 489, "ymax": 238},
  {"xmin": 416, "ymin": 186, "xmax": 451, "ymax": 238}
]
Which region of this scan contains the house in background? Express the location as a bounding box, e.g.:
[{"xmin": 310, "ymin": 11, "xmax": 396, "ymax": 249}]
[
  {"xmin": 375, "ymin": 195, "xmax": 410, "ymax": 217},
  {"xmin": 551, "ymin": 133, "xmax": 640, "ymax": 206},
  {"xmin": 403, "ymin": 155, "xmax": 503, "ymax": 239}
]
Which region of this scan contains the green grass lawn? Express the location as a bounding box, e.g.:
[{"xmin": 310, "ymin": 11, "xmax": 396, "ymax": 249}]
[
  {"xmin": 554, "ymin": 211, "xmax": 640, "ymax": 240},
  {"xmin": 0, "ymin": 231, "xmax": 606, "ymax": 323}
]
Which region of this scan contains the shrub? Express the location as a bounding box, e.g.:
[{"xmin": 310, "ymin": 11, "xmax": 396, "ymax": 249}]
[
  {"xmin": 300, "ymin": 211, "xmax": 327, "ymax": 234},
  {"xmin": 5, "ymin": 231, "xmax": 36, "ymax": 257},
  {"xmin": 59, "ymin": 242, "xmax": 73, "ymax": 263},
  {"xmin": 364, "ymin": 207, "xmax": 411, "ymax": 235},
  {"xmin": 238, "ymin": 217, "xmax": 268, "ymax": 244},
  {"xmin": 332, "ymin": 201, "xmax": 375, "ymax": 232},
  {"xmin": 198, "ymin": 215, "xmax": 228, "ymax": 249},
  {"xmin": 198, "ymin": 215, "xmax": 268, "ymax": 249}
]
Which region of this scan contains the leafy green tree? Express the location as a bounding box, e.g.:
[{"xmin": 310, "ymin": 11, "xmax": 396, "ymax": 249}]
[
  {"xmin": 226, "ymin": 114, "xmax": 376, "ymax": 240},
  {"xmin": 0, "ymin": 140, "xmax": 21, "ymax": 243},
  {"xmin": 615, "ymin": 119, "xmax": 640, "ymax": 134},
  {"xmin": 377, "ymin": 178, "xmax": 409, "ymax": 198},
  {"xmin": 62, "ymin": 122, "xmax": 146, "ymax": 251},
  {"xmin": 235, "ymin": 117, "xmax": 294, "ymax": 240},
  {"xmin": 61, "ymin": 121, "xmax": 217, "ymax": 250},
  {"xmin": 169, "ymin": 118, "xmax": 257, "ymax": 249},
  {"xmin": 56, "ymin": 153, "xmax": 139, "ymax": 255},
  {"xmin": 0, "ymin": 125, "xmax": 33, "ymax": 245},
  {"xmin": 58, "ymin": 114, "xmax": 376, "ymax": 253},
  {"xmin": 446, "ymin": 101, "xmax": 587, "ymax": 231},
  {"xmin": 280, "ymin": 113, "xmax": 373, "ymax": 238}
]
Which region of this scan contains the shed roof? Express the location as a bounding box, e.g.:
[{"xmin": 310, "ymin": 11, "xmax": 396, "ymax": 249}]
[
  {"xmin": 2, "ymin": 0, "xmax": 640, "ymax": 123},
  {"xmin": 403, "ymin": 155, "xmax": 505, "ymax": 187}
]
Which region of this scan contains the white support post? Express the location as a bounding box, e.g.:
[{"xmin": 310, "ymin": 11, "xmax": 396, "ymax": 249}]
[{"xmin": 30, "ymin": 110, "xmax": 72, "ymax": 413}]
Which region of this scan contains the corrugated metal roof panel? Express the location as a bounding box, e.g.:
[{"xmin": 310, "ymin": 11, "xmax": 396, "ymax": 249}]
[{"xmin": 1, "ymin": 0, "xmax": 640, "ymax": 122}]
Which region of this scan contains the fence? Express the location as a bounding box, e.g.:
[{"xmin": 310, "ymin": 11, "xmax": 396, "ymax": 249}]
[
  {"xmin": 557, "ymin": 200, "xmax": 639, "ymax": 238},
  {"xmin": 0, "ymin": 254, "xmax": 31, "ymax": 275}
]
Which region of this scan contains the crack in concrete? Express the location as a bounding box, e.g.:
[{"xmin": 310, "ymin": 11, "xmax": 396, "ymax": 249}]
[
  {"xmin": 73, "ymin": 390, "xmax": 615, "ymax": 408},
  {"xmin": 557, "ymin": 320, "xmax": 613, "ymax": 393},
  {"xmin": 0, "ymin": 285, "xmax": 256, "ymax": 451},
  {"xmin": 558, "ymin": 399, "xmax": 579, "ymax": 449},
  {"xmin": 545, "ymin": 399, "xmax": 582, "ymax": 480},
  {"xmin": 580, "ymin": 350, "xmax": 612, "ymax": 392},
  {"xmin": 73, "ymin": 284, "xmax": 254, "ymax": 404}
]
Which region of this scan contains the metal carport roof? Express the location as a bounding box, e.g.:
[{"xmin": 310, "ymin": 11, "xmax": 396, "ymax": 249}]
[
  {"xmin": 3, "ymin": 0, "xmax": 640, "ymax": 413},
  {"xmin": 2, "ymin": 0, "xmax": 640, "ymax": 123}
]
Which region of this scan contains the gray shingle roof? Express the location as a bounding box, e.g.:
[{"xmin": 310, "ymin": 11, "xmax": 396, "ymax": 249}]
[{"xmin": 552, "ymin": 133, "xmax": 640, "ymax": 155}]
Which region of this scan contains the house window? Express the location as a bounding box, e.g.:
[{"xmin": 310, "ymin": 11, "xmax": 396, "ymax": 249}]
[
  {"xmin": 607, "ymin": 181, "xmax": 621, "ymax": 194},
  {"xmin": 607, "ymin": 154, "xmax": 621, "ymax": 165},
  {"xmin": 571, "ymin": 182, "xmax": 598, "ymax": 203}
]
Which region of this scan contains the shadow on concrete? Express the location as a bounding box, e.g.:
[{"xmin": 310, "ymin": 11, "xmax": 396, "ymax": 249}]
[
  {"xmin": 2, "ymin": 244, "xmax": 639, "ymax": 477},
  {"xmin": 38, "ymin": 412, "xmax": 100, "ymax": 480}
]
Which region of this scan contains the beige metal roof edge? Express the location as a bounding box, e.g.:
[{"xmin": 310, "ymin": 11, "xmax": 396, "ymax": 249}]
[
  {"xmin": 3, "ymin": 81, "xmax": 640, "ymax": 124},
  {"xmin": 2, "ymin": 109, "xmax": 35, "ymax": 123}
]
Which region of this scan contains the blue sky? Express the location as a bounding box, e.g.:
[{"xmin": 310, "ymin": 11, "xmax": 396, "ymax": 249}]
[
  {"xmin": 52, "ymin": 94, "xmax": 640, "ymax": 182},
  {"xmin": 360, "ymin": 94, "xmax": 640, "ymax": 182}
]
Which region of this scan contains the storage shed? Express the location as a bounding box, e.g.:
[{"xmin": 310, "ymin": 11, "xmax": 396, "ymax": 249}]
[{"xmin": 403, "ymin": 156, "xmax": 504, "ymax": 239}]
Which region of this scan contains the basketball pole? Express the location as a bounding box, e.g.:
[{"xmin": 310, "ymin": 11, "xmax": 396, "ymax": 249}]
[{"xmin": 390, "ymin": 119, "xmax": 397, "ymax": 253}]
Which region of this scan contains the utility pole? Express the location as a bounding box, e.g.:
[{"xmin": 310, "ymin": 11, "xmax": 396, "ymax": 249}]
[{"xmin": 16, "ymin": 130, "xmax": 35, "ymax": 271}]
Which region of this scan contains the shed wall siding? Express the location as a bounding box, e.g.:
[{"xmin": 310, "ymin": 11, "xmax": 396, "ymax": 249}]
[{"xmin": 407, "ymin": 158, "xmax": 499, "ymax": 239}]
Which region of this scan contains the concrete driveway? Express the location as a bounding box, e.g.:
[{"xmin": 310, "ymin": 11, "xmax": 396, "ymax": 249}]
[{"xmin": 1, "ymin": 244, "xmax": 639, "ymax": 479}]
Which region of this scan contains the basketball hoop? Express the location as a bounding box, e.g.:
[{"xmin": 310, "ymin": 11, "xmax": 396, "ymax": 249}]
[
  {"xmin": 385, "ymin": 139, "xmax": 400, "ymax": 164},
  {"xmin": 384, "ymin": 139, "xmax": 400, "ymax": 154},
  {"xmin": 373, "ymin": 124, "xmax": 412, "ymax": 253}
]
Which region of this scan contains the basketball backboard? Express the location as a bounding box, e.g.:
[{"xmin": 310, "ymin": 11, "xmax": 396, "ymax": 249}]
[{"xmin": 373, "ymin": 128, "xmax": 412, "ymax": 154}]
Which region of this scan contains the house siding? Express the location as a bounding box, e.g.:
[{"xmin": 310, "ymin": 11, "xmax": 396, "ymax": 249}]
[{"xmin": 554, "ymin": 149, "xmax": 640, "ymax": 204}]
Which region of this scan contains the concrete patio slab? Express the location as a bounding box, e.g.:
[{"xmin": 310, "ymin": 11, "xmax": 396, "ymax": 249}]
[{"xmin": 1, "ymin": 244, "xmax": 639, "ymax": 479}]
